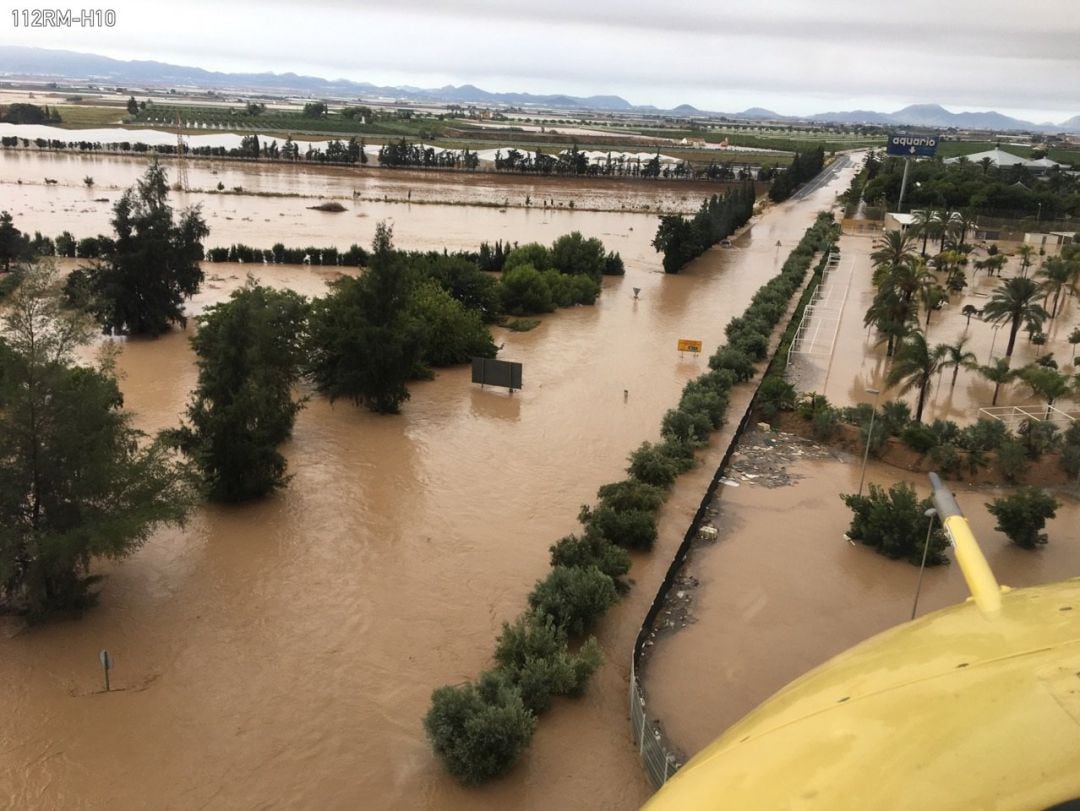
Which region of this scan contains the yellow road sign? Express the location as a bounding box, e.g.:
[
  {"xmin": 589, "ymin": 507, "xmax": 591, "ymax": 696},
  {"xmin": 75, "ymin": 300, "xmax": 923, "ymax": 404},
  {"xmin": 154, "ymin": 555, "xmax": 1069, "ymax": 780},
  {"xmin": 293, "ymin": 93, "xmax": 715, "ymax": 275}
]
[{"xmin": 677, "ymin": 339, "xmax": 703, "ymax": 354}]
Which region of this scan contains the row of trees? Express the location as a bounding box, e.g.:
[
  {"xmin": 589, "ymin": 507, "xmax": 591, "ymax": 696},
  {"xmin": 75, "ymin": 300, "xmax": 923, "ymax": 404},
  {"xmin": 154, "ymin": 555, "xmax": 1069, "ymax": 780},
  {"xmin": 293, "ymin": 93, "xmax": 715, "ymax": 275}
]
[
  {"xmin": 0, "ymin": 103, "xmax": 61, "ymax": 125},
  {"xmin": 847, "ymin": 149, "xmax": 1080, "ymax": 221},
  {"xmin": 424, "ymin": 212, "xmax": 840, "ymax": 785},
  {"xmin": 794, "ymin": 389, "xmax": 1080, "ymax": 484},
  {"xmin": 652, "ymin": 185, "xmax": 756, "ymax": 273},
  {"xmin": 767, "ymin": 146, "xmax": 826, "ymax": 202},
  {"xmin": 378, "ymin": 138, "xmax": 479, "ymax": 169}
]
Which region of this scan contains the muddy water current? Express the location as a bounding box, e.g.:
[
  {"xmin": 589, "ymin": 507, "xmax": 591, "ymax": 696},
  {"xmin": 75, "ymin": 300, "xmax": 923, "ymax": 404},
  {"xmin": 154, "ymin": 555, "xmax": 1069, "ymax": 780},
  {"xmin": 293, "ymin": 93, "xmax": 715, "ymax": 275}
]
[
  {"xmin": 0, "ymin": 151, "xmax": 858, "ymax": 809},
  {"xmin": 1, "ymin": 148, "xmax": 721, "ymax": 217},
  {"xmin": 645, "ymin": 446, "xmax": 1080, "ymax": 758}
]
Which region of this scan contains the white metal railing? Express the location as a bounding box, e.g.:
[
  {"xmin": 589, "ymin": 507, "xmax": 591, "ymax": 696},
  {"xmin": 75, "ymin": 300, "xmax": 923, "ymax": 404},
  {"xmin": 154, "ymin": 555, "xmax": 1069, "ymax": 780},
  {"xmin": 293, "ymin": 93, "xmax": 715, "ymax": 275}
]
[{"xmin": 978, "ymin": 404, "xmax": 1078, "ymax": 429}]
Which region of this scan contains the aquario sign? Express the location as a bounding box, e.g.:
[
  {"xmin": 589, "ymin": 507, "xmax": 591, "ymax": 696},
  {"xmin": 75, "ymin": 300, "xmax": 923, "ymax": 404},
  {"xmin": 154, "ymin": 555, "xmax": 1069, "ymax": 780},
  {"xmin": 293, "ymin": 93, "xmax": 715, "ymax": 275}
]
[{"xmin": 886, "ymin": 133, "xmax": 939, "ymax": 157}]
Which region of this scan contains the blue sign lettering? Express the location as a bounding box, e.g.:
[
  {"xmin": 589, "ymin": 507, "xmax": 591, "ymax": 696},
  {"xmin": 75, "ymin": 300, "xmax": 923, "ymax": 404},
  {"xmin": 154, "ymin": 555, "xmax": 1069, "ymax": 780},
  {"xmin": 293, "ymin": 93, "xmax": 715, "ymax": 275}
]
[{"xmin": 886, "ymin": 133, "xmax": 940, "ymax": 157}]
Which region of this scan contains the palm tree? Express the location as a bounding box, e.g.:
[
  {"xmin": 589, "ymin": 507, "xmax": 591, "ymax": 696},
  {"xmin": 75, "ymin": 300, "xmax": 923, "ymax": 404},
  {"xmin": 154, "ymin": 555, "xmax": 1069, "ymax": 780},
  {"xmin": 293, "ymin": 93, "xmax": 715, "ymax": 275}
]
[
  {"xmin": 911, "ymin": 209, "xmax": 939, "ymax": 257},
  {"xmin": 939, "ymin": 336, "xmax": 978, "ymax": 388},
  {"xmin": 983, "ymin": 254, "xmax": 1007, "ymax": 278},
  {"xmin": 870, "ymin": 230, "xmax": 916, "ymax": 272},
  {"xmin": 1069, "ymin": 327, "xmax": 1080, "ymax": 360},
  {"xmin": 978, "ymin": 156, "xmax": 993, "ymax": 175},
  {"xmin": 1019, "ymin": 365, "xmax": 1073, "ymax": 418},
  {"xmin": 980, "ymin": 276, "xmax": 1049, "ymax": 358},
  {"xmin": 1037, "ymin": 258, "xmax": 1072, "ymax": 318},
  {"xmin": 886, "ymin": 330, "xmax": 946, "ymax": 422},
  {"xmin": 864, "ymin": 289, "xmax": 916, "ymax": 356},
  {"xmin": 961, "ymin": 304, "xmax": 980, "ymax": 329},
  {"xmin": 953, "ymin": 210, "xmax": 978, "ymax": 246},
  {"xmin": 978, "ymin": 358, "xmax": 1017, "ymax": 406},
  {"xmin": 938, "ymin": 210, "xmax": 955, "ymax": 253},
  {"xmin": 920, "ymin": 283, "xmax": 947, "ymax": 328},
  {"xmin": 874, "ymin": 255, "xmax": 935, "ymax": 303},
  {"xmin": 1016, "ymin": 244, "xmax": 1036, "ymax": 278}
]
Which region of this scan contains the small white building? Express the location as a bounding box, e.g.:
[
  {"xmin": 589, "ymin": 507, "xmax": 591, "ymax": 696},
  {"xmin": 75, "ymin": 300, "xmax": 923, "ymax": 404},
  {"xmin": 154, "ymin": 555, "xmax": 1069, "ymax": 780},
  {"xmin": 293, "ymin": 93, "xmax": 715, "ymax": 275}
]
[
  {"xmin": 884, "ymin": 212, "xmax": 917, "ymax": 233},
  {"xmin": 1023, "ymin": 231, "xmax": 1076, "ymax": 250}
]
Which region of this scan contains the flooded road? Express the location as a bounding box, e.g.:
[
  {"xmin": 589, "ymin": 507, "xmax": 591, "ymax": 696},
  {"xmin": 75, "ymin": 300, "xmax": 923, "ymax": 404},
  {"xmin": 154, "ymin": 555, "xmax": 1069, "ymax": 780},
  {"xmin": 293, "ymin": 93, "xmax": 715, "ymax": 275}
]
[
  {"xmin": 0, "ymin": 151, "xmax": 859, "ymax": 808},
  {"xmin": 645, "ymin": 444, "xmax": 1080, "ymax": 758},
  {"xmin": 789, "ymin": 232, "xmax": 1080, "ymax": 421}
]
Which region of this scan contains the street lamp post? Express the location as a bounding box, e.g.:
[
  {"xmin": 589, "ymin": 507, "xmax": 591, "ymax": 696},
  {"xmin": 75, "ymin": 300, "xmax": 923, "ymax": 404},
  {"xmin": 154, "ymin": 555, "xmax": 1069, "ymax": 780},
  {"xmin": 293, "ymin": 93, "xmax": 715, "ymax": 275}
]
[
  {"xmin": 911, "ymin": 507, "xmax": 938, "ymax": 620},
  {"xmin": 856, "ymin": 387, "xmax": 882, "ymax": 498},
  {"xmin": 988, "ymin": 322, "xmax": 1003, "ymax": 363}
]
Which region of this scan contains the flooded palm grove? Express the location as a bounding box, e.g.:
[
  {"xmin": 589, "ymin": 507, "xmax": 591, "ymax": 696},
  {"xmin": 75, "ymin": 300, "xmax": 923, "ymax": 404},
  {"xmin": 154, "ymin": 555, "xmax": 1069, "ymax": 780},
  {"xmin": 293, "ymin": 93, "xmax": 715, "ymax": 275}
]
[{"xmin": 6, "ymin": 146, "xmax": 1062, "ymax": 809}]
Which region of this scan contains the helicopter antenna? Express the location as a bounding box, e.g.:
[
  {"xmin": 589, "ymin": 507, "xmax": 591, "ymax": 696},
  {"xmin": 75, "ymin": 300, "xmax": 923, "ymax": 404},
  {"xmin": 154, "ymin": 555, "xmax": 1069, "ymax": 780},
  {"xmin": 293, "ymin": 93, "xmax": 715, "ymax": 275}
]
[{"xmin": 928, "ymin": 472, "xmax": 1002, "ymax": 616}]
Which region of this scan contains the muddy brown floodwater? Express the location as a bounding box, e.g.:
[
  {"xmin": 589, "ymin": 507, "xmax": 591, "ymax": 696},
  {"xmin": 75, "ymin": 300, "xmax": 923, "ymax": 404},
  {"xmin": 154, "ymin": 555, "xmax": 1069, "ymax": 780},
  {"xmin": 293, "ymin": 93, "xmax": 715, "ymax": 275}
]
[
  {"xmin": 0, "ymin": 151, "xmax": 859, "ymax": 809},
  {"xmin": 644, "ymin": 440, "xmax": 1080, "ymax": 759},
  {"xmin": 1, "ymin": 148, "xmax": 733, "ymax": 218},
  {"xmin": 788, "ymin": 231, "xmax": 1080, "ymax": 421}
]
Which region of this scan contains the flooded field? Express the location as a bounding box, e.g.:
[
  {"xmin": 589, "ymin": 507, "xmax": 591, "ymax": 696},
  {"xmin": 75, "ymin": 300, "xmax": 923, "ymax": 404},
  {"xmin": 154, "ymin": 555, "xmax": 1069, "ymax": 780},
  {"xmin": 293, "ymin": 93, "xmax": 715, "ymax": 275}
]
[
  {"xmin": 1, "ymin": 145, "xmax": 737, "ymax": 216},
  {"xmin": 0, "ymin": 151, "xmax": 859, "ymax": 807},
  {"xmin": 644, "ymin": 441, "xmax": 1080, "ymax": 758}
]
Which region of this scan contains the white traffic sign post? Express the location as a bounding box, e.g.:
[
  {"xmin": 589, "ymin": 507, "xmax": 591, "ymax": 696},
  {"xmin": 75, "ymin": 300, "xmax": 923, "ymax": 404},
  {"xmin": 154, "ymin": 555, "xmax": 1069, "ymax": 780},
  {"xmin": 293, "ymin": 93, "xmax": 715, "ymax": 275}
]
[{"xmin": 99, "ymin": 649, "xmax": 113, "ymax": 692}]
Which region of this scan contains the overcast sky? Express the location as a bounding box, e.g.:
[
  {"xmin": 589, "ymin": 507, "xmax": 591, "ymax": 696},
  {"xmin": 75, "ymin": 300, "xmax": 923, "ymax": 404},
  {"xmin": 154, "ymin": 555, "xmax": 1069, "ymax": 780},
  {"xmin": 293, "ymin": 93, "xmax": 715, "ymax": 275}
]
[{"xmin": 7, "ymin": 0, "xmax": 1080, "ymax": 122}]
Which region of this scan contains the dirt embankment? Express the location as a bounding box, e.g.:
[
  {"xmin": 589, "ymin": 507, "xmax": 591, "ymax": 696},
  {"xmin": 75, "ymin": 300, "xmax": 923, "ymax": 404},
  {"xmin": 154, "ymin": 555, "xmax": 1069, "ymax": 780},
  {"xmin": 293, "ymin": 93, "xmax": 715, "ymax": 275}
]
[{"xmin": 771, "ymin": 410, "xmax": 1079, "ymax": 489}]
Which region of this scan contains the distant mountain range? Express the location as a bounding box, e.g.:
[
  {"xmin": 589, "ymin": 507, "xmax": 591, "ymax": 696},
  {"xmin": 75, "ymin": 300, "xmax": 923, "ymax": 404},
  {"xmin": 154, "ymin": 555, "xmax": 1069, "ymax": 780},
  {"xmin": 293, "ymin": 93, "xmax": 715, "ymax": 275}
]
[{"xmin": 1, "ymin": 46, "xmax": 1077, "ymax": 134}]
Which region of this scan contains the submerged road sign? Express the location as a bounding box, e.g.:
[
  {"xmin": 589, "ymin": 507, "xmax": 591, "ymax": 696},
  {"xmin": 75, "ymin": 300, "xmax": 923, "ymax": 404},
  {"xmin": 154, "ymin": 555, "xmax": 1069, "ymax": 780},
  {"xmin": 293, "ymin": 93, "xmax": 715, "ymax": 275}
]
[
  {"xmin": 472, "ymin": 357, "xmax": 522, "ymax": 391},
  {"xmin": 887, "ymin": 133, "xmax": 940, "ymax": 157},
  {"xmin": 678, "ymin": 339, "xmax": 703, "ymax": 354}
]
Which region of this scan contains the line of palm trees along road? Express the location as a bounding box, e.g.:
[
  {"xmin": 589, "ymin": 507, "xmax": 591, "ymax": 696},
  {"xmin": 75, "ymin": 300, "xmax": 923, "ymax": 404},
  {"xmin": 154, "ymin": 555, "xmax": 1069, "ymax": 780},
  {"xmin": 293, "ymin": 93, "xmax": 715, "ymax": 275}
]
[{"xmin": 864, "ymin": 224, "xmax": 1080, "ymax": 422}]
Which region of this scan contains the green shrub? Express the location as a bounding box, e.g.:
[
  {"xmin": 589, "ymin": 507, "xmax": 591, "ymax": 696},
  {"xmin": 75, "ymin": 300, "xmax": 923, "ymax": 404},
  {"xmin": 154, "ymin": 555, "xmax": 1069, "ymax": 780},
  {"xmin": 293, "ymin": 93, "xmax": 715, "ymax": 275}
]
[
  {"xmin": 549, "ymin": 533, "xmax": 631, "ymax": 583},
  {"xmin": 493, "ymin": 612, "xmax": 602, "ymax": 713},
  {"xmin": 725, "ymin": 313, "xmax": 772, "ymax": 340},
  {"xmin": 758, "ymin": 377, "xmax": 796, "ymax": 419},
  {"xmin": 679, "ymin": 384, "xmax": 729, "ymax": 428},
  {"xmin": 811, "ymin": 407, "xmax": 840, "ymax": 441},
  {"xmin": 0, "ymin": 268, "xmax": 24, "ymax": 301},
  {"xmin": 500, "ymin": 264, "xmax": 554, "ymax": 315},
  {"xmin": 698, "ymin": 368, "xmax": 737, "ymax": 396},
  {"xmin": 840, "ymin": 403, "xmax": 875, "ymax": 425},
  {"xmin": 1061, "ymin": 445, "xmax": 1080, "ymax": 480},
  {"xmin": 658, "ymin": 437, "xmax": 696, "ymax": 473},
  {"xmin": 503, "ymin": 242, "xmax": 552, "ymax": 272},
  {"xmin": 879, "ymin": 400, "xmax": 912, "ymax": 437},
  {"xmin": 596, "ymin": 479, "xmax": 665, "ymax": 513},
  {"xmin": 929, "ymin": 419, "xmax": 961, "ymax": 446},
  {"xmin": 901, "ymin": 423, "xmax": 939, "ymax": 454},
  {"xmin": 708, "ymin": 347, "xmax": 755, "ymax": 381},
  {"xmin": 1017, "ymin": 419, "xmax": 1059, "ymax": 459},
  {"xmin": 628, "ymin": 441, "xmax": 680, "ymax": 488},
  {"xmin": 841, "ymin": 482, "xmax": 948, "ymax": 565},
  {"xmin": 996, "ymin": 439, "xmax": 1028, "ymax": 483},
  {"xmin": 959, "ymin": 419, "xmax": 1009, "ymax": 453},
  {"xmin": 661, "ymin": 407, "xmax": 712, "ymax": 448},
  {"xmin": 729, "ymin": 330, "xmax": 769, "ymax": 361},
  {"xmin": 579, "ymin": 503, "xmax": 657, "ymax": 551},
  {"xmin": 797, "ymin": 392, "xmax": 831, "ymax": 420},
  {"xmin": 527, "ymin": 565, "xmax": 618, "ymax": 636},
  {"xmin": 929, "ymin": 442, "xmax": 962, "ymax": 477},
  {"xmin": 986, "ymin": 488, "xmax": 1059, "ymax": 549},
  {"xmin": 424, "ymin": 670, "xmax": 536, "ymax": 785}
]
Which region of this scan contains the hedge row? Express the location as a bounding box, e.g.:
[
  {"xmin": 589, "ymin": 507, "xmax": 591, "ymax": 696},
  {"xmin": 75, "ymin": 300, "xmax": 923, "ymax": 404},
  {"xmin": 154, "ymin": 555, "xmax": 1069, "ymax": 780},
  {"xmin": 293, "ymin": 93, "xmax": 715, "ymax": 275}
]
[
  {"xmin": 424, "ymin": 211, "xmax": 840, "ymax": 785},
  {"xmin": 205, "ymin": 243, "xmax": 369, "ymax": 266},
  {"xmin": 794, "ymin": 393, "xmax": 1080, "ymax": 483}
]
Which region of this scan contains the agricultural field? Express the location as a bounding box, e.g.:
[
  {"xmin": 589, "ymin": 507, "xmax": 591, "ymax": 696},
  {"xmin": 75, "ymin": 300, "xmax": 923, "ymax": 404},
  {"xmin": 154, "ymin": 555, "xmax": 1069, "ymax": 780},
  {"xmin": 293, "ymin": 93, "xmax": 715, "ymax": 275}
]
[{"xmin": 936, "ymin": 139, "xmax": 1080, "ymax": 167}]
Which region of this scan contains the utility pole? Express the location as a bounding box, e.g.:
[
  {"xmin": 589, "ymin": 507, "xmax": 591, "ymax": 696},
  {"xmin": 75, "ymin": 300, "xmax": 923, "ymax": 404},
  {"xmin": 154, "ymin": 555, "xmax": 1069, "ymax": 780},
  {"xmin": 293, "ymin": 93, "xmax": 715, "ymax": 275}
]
[
  {"xmin": 896, "ymin": 158, "xmax": 911, "ymax": 213},
  {"xmin": 175, "ymin": 112, "xmax": 189, "ymax": 192}
]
